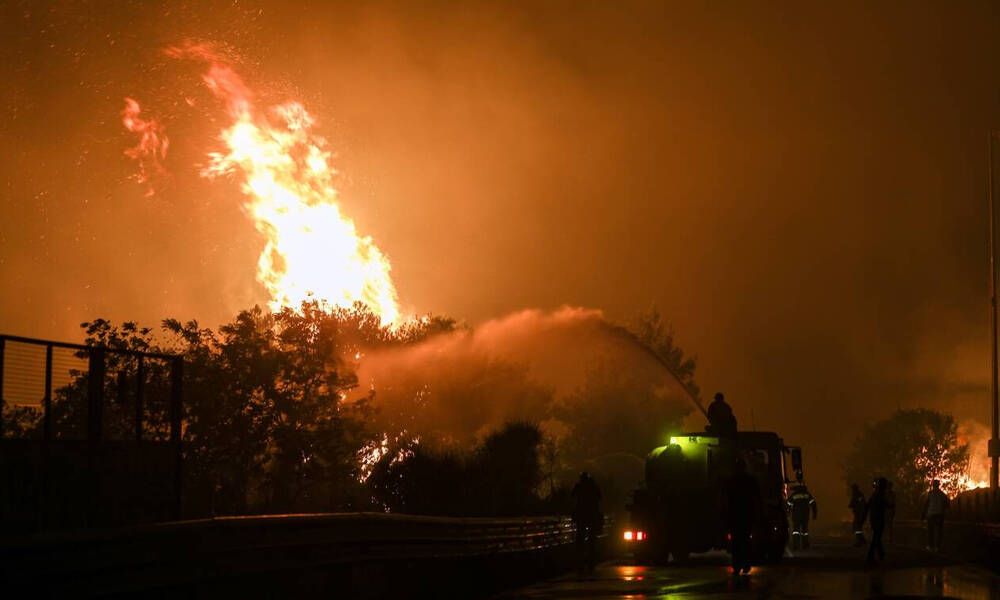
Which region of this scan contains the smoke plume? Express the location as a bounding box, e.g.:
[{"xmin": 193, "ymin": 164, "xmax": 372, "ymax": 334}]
[{"xmin": 356, "ymin": 306, "xmax": 696, "ymax": 475}]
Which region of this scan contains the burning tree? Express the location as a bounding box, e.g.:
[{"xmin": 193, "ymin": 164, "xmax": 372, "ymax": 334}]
[
  {"xmin": 844, "ymin": 408, "xmax": 972, "ymax": 516},
  {"xmin": 166, "ymin": 302, "xmax": 382, "ymax": 513},
  {"xmin": 45, "ymin": 300, "xmax": 700, "ymax": 519},
  {"xmin": 56, "ymin": 302, "xmax": 442, "ymax": 516}
]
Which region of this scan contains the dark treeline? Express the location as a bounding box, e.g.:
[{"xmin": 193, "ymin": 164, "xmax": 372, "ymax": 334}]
[{"xmin": 6, "ymin": 301, "xmax": 696, "ymax": 519}]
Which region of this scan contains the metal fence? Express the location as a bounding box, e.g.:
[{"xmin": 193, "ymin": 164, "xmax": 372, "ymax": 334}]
[
  {"xmin": 951, "ymin": 487, "xmax": 1000, "ymax": 523},
  {"xmin": 0, "ymin": 334, "xmax": 182, "ymax": 441},
  {"xmin": 0, "ymin": 334, "xmax": 183, "ymax": 532}
]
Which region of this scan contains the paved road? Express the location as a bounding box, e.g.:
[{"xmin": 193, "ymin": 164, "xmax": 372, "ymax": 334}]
[{"xmin": 498, "ymin": 538, "xmax": 1000, "ymax": 599}]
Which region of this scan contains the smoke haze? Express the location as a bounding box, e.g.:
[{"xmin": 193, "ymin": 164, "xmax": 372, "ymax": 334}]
[
  {"xmin": 358, "ymin": 307, "xmax": 693, "ymax": 472},
  {"xmin": 4, "ymin": 1, "xmax": 1000, "ymax": 511}
]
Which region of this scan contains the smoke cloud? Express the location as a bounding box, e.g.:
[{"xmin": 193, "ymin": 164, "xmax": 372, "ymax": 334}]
[{"xmin": 356, "ymin": 307, "xmax": 694, "ymax": 472}]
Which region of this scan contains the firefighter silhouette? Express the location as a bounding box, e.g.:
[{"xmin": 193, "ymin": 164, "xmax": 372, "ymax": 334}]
[
  {"xmin": 787, "ymin": 483, "xmax": 817, "ymax": 549},
  {"xmin": 849, "ymin": 483, "xmax": 867, "ymax": 547},
  {"xmin": 571, "ymin": 472, "xmax": 603, "ymax": 570},
  {"xmin": 722, "ymin": 458, "xmax": 761, "ymax": 576},
  {"xmin": 706, "ymin": 392, "xmax": 737, "ymax": 437}
]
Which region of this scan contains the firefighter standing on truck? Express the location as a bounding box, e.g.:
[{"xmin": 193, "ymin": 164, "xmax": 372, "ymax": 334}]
[
  {"xmin": 706, "ymin": 392, "xmax": 738, "ymax": 437},
  {"xmin": 787, "ymin": 484, "xmax": 818, "ymax": 549}
]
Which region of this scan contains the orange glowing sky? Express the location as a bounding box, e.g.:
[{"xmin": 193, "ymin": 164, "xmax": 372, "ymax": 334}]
[{"xmin": 4, "ymin": 0, "xmax": 1000, "ymax": 509}]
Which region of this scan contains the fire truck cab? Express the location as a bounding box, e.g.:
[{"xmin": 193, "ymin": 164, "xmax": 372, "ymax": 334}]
[{"xmin": 624, "ymin": 430, "xmax": 802, "ymax": 563}]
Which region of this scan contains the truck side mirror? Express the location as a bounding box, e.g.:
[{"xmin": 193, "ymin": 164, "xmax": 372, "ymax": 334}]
[{"xmin": 791, "ymin": 447, "xmax": 803, "ymax": 480}]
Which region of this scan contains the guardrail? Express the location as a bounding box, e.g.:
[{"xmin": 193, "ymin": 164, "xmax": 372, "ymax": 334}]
[{"xmin": 1, "ymin": 512, "xmax": 598, "ymax": 597}]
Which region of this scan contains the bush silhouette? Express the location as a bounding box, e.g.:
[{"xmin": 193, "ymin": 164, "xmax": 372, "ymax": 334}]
[{"xmin": 369, "ymin": 421, "xmax": 547, "ymax": 516}]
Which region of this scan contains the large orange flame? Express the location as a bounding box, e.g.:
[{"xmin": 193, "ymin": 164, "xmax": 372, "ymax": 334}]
[{"xmin": 124, "ymin": 44, "xmax": 400, "ymax": 324}]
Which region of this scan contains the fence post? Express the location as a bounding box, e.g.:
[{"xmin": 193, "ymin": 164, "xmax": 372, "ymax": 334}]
[
  {"xmin": 43, "ymin": 344, "xmax": 52, "ymax": 441},
  {"xmin": 170, "ymin": 357, "xmax": 183, "ymax": 520},
  {"xmin": 40, "ymin": 343, "xmax": 53, "ymax": 529},
  {"xmin": 0, "ymin": 337, "xmax": 5, "ymax": 437},
  {"xmin": 86, "ymin": 348, "xmax": 105, "ymax": 527},
  {"xmin": 135, "ymin": 356, "xmax": 144, "ymax": 442},
  {"xmin": 87, "ymin": 348, "xmax": 105, "ymax": 442}
]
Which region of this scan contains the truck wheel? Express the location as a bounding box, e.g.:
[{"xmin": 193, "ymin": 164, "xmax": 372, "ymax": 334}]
[
  {"xmin": 769, "ymin": 544, "xmax": 785, "ymax": 563},
  {"xmin": 758, "ymin": 544, "xmax": 783, "ymax": 564}
]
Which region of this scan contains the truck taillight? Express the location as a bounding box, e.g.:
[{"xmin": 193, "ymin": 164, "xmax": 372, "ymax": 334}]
[
  {"xmin": 636, "ymin": 531, "xmax": 646, "ymax": 541},
  {"xmin": 623, "ymin": 530, "xmax": 634, "ymax": 541}
]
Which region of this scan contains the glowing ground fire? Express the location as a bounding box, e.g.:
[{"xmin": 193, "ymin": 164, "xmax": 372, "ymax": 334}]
[
  {"xmin": 915, "ymin": 443, "xmax": 987, "ymax": 496},
  {"xmin": 123, "ymin": 43, "xmax": 400, "ymax": 324}
]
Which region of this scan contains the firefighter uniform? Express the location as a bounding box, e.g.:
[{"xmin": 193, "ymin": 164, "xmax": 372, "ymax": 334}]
[
  {"xmin": 787, "ymin": 484, "xmax": 817, "ymax": 549},
  {"xmin": 849, "ymin": 485, "xmax": 867, "ymax": 546}
]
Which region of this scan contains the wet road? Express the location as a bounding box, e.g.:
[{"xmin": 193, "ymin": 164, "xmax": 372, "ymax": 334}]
[{"xmin": 498, "ymin": 538, "xmax": 1000, "ymax": 599}]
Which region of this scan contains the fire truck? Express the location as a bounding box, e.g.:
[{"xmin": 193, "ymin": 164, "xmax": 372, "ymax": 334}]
[{"xmin": 623, "ymin": 430, "xmax": 803, "ymax": 563}]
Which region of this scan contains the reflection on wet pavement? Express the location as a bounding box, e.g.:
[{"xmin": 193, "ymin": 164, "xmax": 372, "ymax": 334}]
[{"xmin": 497, "ymin": 539, "xmax": 1000, "ymax": 599}]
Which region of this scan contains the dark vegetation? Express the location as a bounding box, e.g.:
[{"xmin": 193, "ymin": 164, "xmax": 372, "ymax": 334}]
[
  {"xmin": 6, "ymin": 302, "xmax": 696, "ymax": 519},
  {"xmin": 368, "ymin": 422, "xmax": 550, "ymax": 516},
  {"xmin": 844, "ymin": 408, "xmax": 971, "ymax": 516}
]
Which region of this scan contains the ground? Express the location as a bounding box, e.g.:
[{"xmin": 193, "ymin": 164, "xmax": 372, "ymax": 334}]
[{"xmin": 497, "ymin": 536, "xmax": 1000, "ymax": 599}]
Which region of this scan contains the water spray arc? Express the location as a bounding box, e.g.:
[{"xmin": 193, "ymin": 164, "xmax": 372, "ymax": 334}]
[{"xmin": 605, "ymin": 323, "xmax": 708, "ymax": 420}]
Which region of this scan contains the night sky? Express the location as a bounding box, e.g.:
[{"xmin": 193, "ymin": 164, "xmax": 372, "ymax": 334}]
[{"xmin": 4, "ymin": 0, "xmax": 1000, "ymax": 509}]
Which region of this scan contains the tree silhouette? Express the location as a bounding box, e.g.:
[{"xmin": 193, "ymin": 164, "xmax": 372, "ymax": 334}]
[
  {"xmin": 630, "ymin": 306, "xmax": 699, "ymax": 399},
  {"xmin": 844, "ymin": 408, "xmax": 970, "ymax": 516},
  {"xmin": 368, "ymin": 421, "xmax": 546, "ymax": 516},
  {"xmin": 8, "ymin": 301, "xmax": 699, "ymax": 520},
  {"xmin": 34, "ymin": 302, "xmax": 435, "ymax": 515},
  {"xmin": 163, "ymin": 302, "xmax": 392, "ymax": 513}
]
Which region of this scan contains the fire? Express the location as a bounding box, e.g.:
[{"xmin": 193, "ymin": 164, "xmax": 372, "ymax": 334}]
[
  {"xmin": 957, "ymin": 420, "xmax": 991, "ymax": 491},
  {"xmin": 121, "ymin": 97, "xmax": 169, "ymax": 196},
  {"xmin": 927, "ymin": 458, "xmax": 988, "ymax": 495},
  {"xmin": 915, "ymin": 423, "xmax": 989, "ymax": 497},
  {"xmin": 124, "ymin": 43, "xmax": 400, "ymax": 324},
  {"xmin": 358, "ymin": 432, "xmax": 417, "ymax": 483}
]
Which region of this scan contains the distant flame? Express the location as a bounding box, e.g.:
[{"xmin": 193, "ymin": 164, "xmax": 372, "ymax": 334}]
[
  {"xmin": 358, "ymin": 432, "xmax": 417, "ymax": 483},
  {"xmin": 915, "ymin": 441, "xmax": 987, "ymax": 497},
  {"xmin": 121, "ymin": 97, "xmax": 169, "ymax": 196},
  {"xmin": 957, "ymin": 420, "xmax": 991, "ymax": 492},
  {"xmin": 124, "ymin": 43, "xmax": 400, "ymax": 324}
]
